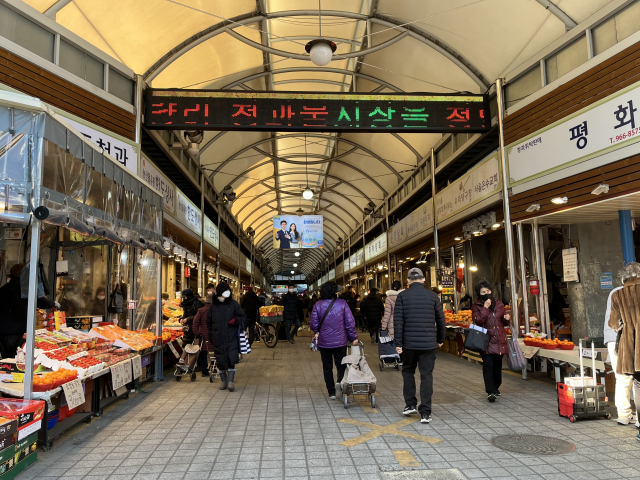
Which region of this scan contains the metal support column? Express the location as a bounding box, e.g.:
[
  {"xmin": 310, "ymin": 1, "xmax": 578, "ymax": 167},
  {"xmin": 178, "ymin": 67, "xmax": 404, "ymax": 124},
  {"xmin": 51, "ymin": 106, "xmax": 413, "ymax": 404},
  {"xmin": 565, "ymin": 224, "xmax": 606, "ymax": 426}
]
[
  {"xmin": 496, "ymin": 78, "xmax": 520, "ymax": 329},
  {"xmin": 451, "ymin": 246, "xmax": 459, "ymax": 312},
  {"xmin": 532, "ymin": 220, "xmax": 548, "ymax": 335},
  {"xmin": 199, "ymin": 173, "xmax": 205, "ymax": 296},
  {"xmin": 517, "ymin": 223, "xmax": 530, "ymax": 334},
  {"xmin": 134, "ymin": 74, "xmax": 144, "ymax": 145},
  {"xmin": 430, "ymin": 148, "xmax": 440, "ymax": 274},
  {"xmin": 619, "ymin": 210, "xmax": 636, "ymax": 265},
  {"xmin": 385, "ymin": 201, "xmax": 392, "ymax": 285},
  {"xmin": 154, "ymin": 254, "xmax": 164, "ymax": 381}
]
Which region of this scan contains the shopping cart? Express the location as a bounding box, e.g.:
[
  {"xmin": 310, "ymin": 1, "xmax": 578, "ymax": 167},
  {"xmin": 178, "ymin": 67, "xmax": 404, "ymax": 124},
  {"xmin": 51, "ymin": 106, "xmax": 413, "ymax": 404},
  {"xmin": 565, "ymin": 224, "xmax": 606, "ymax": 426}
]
[
  {"xmin": 174, "ymin": 337, "xmax": 201, "ymax": 382},
  {"xmin": 208, "ymin": 351, "xmax": 219, "ymax": 383},
  {"xmin": 378, "ymin": 330, "xmax": 401, "ymax": 371},
  {"xmin": 341, "ymin": 342, "xmax": 377, "ymax": 409},
  {"xmin": 557, "ymin": 339, "xmax": 611, "ymax": 422}
]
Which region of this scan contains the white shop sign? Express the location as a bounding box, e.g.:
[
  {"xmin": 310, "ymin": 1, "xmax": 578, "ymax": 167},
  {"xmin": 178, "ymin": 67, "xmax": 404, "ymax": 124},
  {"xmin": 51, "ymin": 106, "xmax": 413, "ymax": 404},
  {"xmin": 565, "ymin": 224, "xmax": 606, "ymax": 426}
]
[
  {"xmin": 350, "ymin": 253, "xmax": 357, "ymax": 270},
  {"xmin": 220, "ymin": 234, "xmax": 239, "ymax": 263},
  {"xmin": 63, "ymin": 117, "xmax": 138, "ymax": 175},
  {"xmin": 507, "ymin": 80, "xmax": 640, "ymax": 186},
  {"xmin": 140, "ymin": 155, "xmax": 176, "ymax": 215},
  {"xmin": 436, "ymin": 153, "xmax": 500, "ymax": 223},
  {"xmin": 406, "ymin": 199, "xmax": 434, "ymax": 238},
  {"xmin": 175, "ymin": 189, "xmax": 202, "ymax": 236},
  {"xmin": 245, "ymin": 256, "xmax": 252, "ymax": 273},
  {"xmin": 328, "ymin": 269, "xmax": 335, "ymax": 280},
  {"xmin": 204, "ymin": 216, "xmax": 220, "ymax": 249},
  {"xmin": 388, "ymin": 218, "xmax": 407, "ymax": 249},
  {"xmin": 365, "ymin": 232, "xmax": 388, "ymax": 261},
  {"xmin": 356, "ymin": 248, "xmax": 364, "ymax": 267}
]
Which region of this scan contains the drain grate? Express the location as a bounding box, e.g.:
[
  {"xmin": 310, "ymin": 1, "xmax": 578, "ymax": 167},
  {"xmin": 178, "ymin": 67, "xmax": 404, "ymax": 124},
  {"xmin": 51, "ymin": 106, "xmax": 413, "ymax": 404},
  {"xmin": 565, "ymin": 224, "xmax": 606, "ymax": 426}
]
[
  {"xmin": 491, "ymin": 435, "xmax": 575, "ymax": 455},
  {"xmin": 431, "ymin": 393, "xmax": 465, "ymax": 404}
]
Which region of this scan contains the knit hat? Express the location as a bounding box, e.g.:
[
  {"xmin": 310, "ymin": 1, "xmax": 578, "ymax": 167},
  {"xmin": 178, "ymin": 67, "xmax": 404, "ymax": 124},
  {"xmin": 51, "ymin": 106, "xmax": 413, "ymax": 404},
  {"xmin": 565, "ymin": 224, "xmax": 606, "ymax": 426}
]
[
  {"xmin": 181, "ymin": 288, "xmax": 194, "ymax": 300},
  {"xmin": 216, "ymin": 282, "xmax": 230, "ymax": 297}
]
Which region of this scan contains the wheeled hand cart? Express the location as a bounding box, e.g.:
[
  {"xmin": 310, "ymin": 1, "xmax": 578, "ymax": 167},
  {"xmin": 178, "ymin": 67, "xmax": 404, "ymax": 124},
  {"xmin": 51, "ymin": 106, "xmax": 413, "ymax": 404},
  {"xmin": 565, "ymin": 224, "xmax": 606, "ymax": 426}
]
[
  {"xmin": 341, "ymin": 342, "xmax": 376, "ymax": 409},
  {"xmin": 557, "ymin": 339, "xmax": 611, "ymax": 422}
]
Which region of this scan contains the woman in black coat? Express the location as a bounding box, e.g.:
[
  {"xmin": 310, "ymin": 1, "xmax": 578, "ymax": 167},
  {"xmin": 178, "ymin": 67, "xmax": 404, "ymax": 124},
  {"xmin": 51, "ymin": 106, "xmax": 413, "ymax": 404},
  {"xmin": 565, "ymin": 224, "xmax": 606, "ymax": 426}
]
[{"xmin": 207, "ymin": 282, "xmax": 246, "ymax": 392}]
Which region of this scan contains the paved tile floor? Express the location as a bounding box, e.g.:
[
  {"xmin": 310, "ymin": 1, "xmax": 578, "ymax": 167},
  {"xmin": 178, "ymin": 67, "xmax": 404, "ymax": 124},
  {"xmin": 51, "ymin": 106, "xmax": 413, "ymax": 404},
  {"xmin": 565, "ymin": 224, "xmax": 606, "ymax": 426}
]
[{"xmin": 19, "ymin": 337, "xmax": 640, "ymax": 480}]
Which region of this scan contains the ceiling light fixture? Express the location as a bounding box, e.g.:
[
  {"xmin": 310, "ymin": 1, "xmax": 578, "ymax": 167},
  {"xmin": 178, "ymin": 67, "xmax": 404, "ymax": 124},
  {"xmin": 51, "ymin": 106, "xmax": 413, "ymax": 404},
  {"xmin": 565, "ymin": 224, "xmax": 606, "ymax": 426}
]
[
  {"xmin": 302, "ymin": 135, "xmax": 314, "ymax": 200},
  {"xmin": 492, "ymin": 223, "xmax": 501, "ymax": 229},
  {"xmin": 295, "ymin": 252, "xmax": 300, "ymax": 257},
  {"xmin": 304, "ymin": 1, "xmax": 336, "ymax": 66},
  {"xmin": 469, "ymin": 265, "xmax": 478, "ymax": 272},
  {"xmin": 296, "ymin": 207, "xmax": 304, "ymax": 216},
  {"xmin": 293, "ymin": 263, "xmax": 298, "ymax": 267},
  {"xmin": 454, "ymin": 236, "xmax": 462, "ymax": 241},
  {"xmin": 591, "ymin": 184, "xmax": 610, "ymax": 195},
  {"xmin": 526, "ymin": 204, "xmax": 541, "ymax": 213},
  {"xmin": 551, "ymin": 196, "xmax": 568, "ymax": 205}
]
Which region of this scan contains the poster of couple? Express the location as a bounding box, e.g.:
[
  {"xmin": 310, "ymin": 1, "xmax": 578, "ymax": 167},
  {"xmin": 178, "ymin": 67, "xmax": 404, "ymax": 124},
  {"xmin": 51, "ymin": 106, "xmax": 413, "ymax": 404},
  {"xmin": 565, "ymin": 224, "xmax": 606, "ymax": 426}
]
[{"xmin": 272, "ymin": 215, "xmax": 324, "ymax": 249}]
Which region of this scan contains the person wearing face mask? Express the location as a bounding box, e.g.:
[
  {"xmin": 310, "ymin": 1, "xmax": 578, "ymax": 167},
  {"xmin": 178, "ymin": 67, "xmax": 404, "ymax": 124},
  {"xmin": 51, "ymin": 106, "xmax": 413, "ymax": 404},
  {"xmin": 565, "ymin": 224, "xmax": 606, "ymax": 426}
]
[
  {"xmin": 282, "ymin": 283, "xmax": 300, "ymax": 344},
  {"xmin": 471, "ymin": 281, "xmax": 510, "ymax": 402},
  {"xmin": 192, "ymin": 289, "xmax": 214, "ymax": 377},
  {"xmin": 240, "ymin": 286, "xmax": 262, "ymax": 346},
  {"xmin": 207, "ymin": 282, "xmax": 246, "ymax": 391},
  {"xmin": 91, "ymin": 286, "xmax": 107, "ymax": 316}
]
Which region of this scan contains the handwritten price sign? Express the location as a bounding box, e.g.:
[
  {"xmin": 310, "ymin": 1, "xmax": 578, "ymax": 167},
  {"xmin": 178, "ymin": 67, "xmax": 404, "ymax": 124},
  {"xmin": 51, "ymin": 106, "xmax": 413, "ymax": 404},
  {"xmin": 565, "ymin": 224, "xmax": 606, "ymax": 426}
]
[
  {"xmin": 110, "ymin": 359, "xmax": 132, "ymax": 390},
  {"xmin": 61, "ymin": 379, "xmax": 85, "ymax": 409},
  {"xmin": 131, "ymin": 355, "xmax": 142, "ymax": 380}
]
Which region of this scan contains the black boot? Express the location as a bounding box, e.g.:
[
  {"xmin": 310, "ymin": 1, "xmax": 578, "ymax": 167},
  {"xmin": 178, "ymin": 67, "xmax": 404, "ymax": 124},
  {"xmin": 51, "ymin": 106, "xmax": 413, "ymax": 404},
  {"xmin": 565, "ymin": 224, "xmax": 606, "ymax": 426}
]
[
  {"xmin": 228, "ymin": 369, "xmax": 236, "ymax": 392},
  {"xmin": 219, "ymin": 370, "xmax": 228, "ymax": 390}
]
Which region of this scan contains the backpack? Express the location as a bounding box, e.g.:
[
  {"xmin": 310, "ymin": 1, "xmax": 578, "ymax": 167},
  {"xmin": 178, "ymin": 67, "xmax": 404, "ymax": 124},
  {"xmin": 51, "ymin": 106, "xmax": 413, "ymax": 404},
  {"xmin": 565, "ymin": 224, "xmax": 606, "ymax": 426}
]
[{"xmin": 108, "ymin": 284, "xmax": 124, "ymax": 314}]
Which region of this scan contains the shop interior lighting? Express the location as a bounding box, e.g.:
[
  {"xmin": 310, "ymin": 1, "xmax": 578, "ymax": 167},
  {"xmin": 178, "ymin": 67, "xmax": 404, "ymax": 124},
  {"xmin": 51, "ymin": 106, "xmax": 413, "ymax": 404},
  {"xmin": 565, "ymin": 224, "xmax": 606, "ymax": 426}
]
[
  {"xmin": 430, "ymin": 247, "xmax": 435, "ymax": 250},
  {"xmin": 469, "ymin": 265, "xmax": 478, "ymax": 272},
  {"xmin": 492, "ymin": 223, "xmax": 502, "ymax": 229},
  {"xmin": 454, "ymin": 236, "xmax": 462, "ymax": 241},
  {"xmin": 526, "ymin": 203, "xmax": 541, "ymax": 212},
  {"xmin": 294, "ymin": 251, "xmax": 300, "ymax": 257},
  {"xmin": 293, "ymin": 263, "xmax": 298, "ymax": 267},
  {"xmin": 420, "ymin": 251, "xmax": 425, "ymax": 254},
  {"xmin": 458, "ymin": 261, "xmax": 465, "ymax": 268},
  {"xmin": 551, "ymin": 196, "xmax": 568, "ymax": 205},
  {"xmin": 385, "ymin": 274, "xmax": 389, "ymax": 278},
  {"xmin": 591, "ymin": 184, "xmax": 610, "ymax": 195}
]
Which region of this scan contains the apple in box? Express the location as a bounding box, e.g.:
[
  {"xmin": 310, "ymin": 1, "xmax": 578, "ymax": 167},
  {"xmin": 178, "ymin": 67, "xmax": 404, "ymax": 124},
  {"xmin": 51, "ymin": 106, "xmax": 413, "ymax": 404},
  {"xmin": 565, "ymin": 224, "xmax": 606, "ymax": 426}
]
[{"xmin": 0, "ymin": 400, "xmax": 44, "ymax": 431}]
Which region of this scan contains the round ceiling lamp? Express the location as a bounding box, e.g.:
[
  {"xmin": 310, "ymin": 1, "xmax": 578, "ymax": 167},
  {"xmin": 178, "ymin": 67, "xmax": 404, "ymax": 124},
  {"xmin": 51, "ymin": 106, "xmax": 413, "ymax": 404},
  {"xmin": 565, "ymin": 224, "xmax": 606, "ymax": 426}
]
[
  {"xmin": 305, "ymin": 39, "xmax": 336, "ymax": 66},
  {"xmin": 302, "ymin": 188, "xmax": 314, "ymax": 200},
  {"xmin": 294, "ymin": 252, "xmax": 300, "ymax": 257}
]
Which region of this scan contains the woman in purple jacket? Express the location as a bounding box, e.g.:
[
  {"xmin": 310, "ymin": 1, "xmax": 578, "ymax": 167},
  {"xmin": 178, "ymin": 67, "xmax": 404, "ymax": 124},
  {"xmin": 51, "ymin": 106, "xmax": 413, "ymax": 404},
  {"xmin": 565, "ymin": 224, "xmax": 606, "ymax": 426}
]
[{"xmin": 310, "ymin": 282, "xmax": 358, "ymax": 399}]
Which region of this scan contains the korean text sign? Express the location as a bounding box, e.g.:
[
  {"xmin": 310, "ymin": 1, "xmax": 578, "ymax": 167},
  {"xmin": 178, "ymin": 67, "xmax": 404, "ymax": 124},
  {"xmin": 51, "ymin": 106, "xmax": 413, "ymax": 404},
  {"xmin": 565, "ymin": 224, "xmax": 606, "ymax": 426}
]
[
  {"xmin": 140, "ymin": 155, "xmax": 176, "ymax": 215},
  {"xmin": 146, "ymin": 90, "xmax": 489, "ymax": 133},
  {"xmin": 175, "ymin": 189, "xmax": 202, "ymax": 236},
  {"xmin": 507, "ymin": 80, "xmax": 640, "ymax": 186},
  {"xmin": 273, "ymin": 215, "xmax": 323, "ymax": 249}
]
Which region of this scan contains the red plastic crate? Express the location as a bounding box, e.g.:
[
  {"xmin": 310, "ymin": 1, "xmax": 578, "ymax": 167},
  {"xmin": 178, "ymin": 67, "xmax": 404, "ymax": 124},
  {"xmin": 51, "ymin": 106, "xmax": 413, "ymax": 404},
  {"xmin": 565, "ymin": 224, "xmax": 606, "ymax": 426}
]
[{"xmin": 559, "ymin": 401, "xmax": 573, "ymax": 418}]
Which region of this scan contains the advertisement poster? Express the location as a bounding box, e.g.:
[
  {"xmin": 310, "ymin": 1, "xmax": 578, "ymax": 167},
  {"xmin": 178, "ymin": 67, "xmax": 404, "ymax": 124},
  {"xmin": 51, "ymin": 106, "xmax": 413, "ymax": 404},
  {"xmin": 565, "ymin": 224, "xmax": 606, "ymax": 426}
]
[{"xmin": 273, "ymin": 215, "xmax": 324, "ymax": 249}]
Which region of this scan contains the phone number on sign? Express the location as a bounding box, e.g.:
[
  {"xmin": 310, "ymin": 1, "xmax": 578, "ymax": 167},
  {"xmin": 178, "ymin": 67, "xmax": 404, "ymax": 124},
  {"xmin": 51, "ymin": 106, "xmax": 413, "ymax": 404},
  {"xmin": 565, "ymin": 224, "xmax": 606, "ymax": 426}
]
[{"xmin": 610, "ymin": 127, "xmax": 640, "ymax": 144}]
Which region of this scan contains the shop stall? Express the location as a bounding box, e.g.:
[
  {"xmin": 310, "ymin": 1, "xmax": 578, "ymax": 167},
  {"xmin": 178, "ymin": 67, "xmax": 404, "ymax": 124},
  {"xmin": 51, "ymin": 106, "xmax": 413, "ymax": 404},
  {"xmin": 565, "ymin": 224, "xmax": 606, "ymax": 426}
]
[{"xmin": 0, "ymin": 91, "xmax": 171, "ymax": 451}]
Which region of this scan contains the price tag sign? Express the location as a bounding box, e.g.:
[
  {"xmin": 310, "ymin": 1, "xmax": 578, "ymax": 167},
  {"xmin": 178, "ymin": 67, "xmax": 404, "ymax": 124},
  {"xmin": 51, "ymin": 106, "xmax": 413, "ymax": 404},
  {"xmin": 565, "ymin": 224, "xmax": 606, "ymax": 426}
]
[
  {"xmin": 61, "ymin": 379, "xmax": 85, "ymax": 409},
  {"xmin": 522, "ymin": 346, "xmax": 539, "ymax": 359},
  {"xmin": 168, "ymin": 341, "xmax": 180, "ymax": 358},
  {"xmin": 131, "ymin": 355, "xmax": 142, "ymax": 380},
  {"xmin": 67, "ymin": 351, "xmax": 88, "ymax": 362},
  {"xmin": 35, "ymin": 329, "xmax": 48, "ymax": 335},
  {"xmin": 110, "ymin": 359, "xmax": 132, "ymax": 390},
  {"xmin": 127, "ymin": 300, "xmax": 137, "ymax": 310}
]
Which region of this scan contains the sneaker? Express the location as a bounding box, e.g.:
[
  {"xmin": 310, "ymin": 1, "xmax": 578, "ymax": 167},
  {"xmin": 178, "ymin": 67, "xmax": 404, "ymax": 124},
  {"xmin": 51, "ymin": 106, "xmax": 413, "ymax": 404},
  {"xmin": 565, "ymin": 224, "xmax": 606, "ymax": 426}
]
[
  {"xmin": 495, "ymin": 390, "xmax": 501, "ymax": 396},
  {"xmin": 403, "ymin": 405, "xmax": 417, "ymax": 416},
  {"xmin": 488, "ymin": 394, "xmax": 496, "ymax": 402},
  {"xmin": 617, "ymin": 416, "xmax": 633, "ymax": 425},
  {"xmin": 329, "ymin": 394, "xmax": 336, "ymax": 400},
  {"xmin": 421, "ymin": 415, "xmax": 432, "ymax": 424}
]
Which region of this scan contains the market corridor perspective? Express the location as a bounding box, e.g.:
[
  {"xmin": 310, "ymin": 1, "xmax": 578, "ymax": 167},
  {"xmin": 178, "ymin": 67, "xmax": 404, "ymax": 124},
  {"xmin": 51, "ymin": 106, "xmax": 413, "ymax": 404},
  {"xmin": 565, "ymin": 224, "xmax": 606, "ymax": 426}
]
[{"xmin": 18, "ymin": 341, "xmax": 640, "ymax": 480}]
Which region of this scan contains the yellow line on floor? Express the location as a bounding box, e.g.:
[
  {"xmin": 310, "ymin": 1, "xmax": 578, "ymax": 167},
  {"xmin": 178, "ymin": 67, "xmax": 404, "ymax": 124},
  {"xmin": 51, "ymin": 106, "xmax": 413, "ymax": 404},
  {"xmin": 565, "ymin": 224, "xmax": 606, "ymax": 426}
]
[
  {"xmin": 392, "ymin": 450, "xmax": 420, "ymax": 467},
  {"xmin": 338, "ymin": 417, "xmax": 442, "ymax": 447},
  {"xmin": 356, "ymin": 398, "xmax": 378, "ymax": 413}
]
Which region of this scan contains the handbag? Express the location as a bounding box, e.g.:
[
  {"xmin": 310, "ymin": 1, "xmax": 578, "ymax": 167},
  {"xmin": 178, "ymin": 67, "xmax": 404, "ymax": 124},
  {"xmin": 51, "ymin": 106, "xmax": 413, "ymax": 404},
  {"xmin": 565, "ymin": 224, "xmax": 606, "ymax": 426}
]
[
  {"xmin": 506, "ymin": 337, "xmax": 527, "ymax": 371},
  {"xmin": 310, "ymin": 298, "xmax": 336, "ymax": 351},
  {"xmin": 464, "ymin": 324, "xmax": 490, "ymax": 353},
  {"xmin": 239, "ymin": 324, "xmax": 251, "ymax": 354}
]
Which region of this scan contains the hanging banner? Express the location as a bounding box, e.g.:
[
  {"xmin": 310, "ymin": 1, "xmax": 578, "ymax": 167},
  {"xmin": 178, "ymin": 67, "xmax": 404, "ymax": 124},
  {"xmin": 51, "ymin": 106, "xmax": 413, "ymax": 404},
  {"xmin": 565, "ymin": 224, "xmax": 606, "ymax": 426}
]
[
  {"xmin": 175, "ymin": 189, "xmax": 202, "ymax": 236},
  {"xmin": 365, "ymin": 232, "xmax": 388, "ymax": 261},
  {"xmin": 436, "ymin": 152, "xmax": 500, "ymax": 223},
  {"xmin": 406, "ymin": 198, "xmax": 434, "ymax": 239},
  {"xmin": 203, "ymin": 216, "xmax": 220, "ymax": 249},
  {"xmin": 507, "ymin": 80, "xmax": 640, "ymax": 186},
  {"xmin": 350, "ymin": 252, "xmax": 357, "ymax": 270},
  {"xmin": 356, "ymin": 248, "xmax": 364, "ymax": 267},
  {"xmin": 140, "ymin": 155, "xmax": 176, "ymax": 215},
  {"xmin": 272, "ymin": 215, "xmax": 324, "ymax": 249}
]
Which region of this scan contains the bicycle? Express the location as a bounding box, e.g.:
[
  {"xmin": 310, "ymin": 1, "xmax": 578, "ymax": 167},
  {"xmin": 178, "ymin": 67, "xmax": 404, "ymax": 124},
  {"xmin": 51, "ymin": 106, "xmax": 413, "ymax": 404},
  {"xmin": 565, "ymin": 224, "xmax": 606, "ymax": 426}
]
[{"xmin": 255, "ymin": 321, "xmax": 278, "ymax": 348}]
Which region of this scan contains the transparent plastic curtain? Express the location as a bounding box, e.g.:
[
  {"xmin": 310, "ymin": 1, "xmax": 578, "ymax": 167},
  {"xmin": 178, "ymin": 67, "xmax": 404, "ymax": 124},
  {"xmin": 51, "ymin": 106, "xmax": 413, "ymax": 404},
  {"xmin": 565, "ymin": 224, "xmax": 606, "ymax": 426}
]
[
  {"xmin": 0, "ymin": 106, "xmax": 37, "ymax": 223},
  {"xmin": 135, "ymin": 249, "xmax": 159, "ymax": 331}
]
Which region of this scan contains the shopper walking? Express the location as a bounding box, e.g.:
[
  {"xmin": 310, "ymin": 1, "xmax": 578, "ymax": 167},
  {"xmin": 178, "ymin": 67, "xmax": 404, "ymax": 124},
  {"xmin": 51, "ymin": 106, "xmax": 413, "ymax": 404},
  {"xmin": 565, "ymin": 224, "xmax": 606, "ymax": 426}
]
[
  {"xmin": 310, "ymin": 282, "xmax": 358, "ymax": 399},
  {"xmin": 604, "ymin": 284, "xmax": 633, "ymax": 424},
  {"xmin": 394, "ymin": 268, "xmax": 445, "ymax": 424},
  {"xmin": 381, "ymin": 281, "xmax": 403, "ymax": 338},
  {"xmin": 354, "ymin": 294, "xmax": 362, "ymax": 331},
  {"xmin": 179, "ymin": 288, "xmax": 204, "ymax": 344},
  {"xmin": 608, "ymin": 262, "xmax": 640, "ymax": 439},
  {"xmin": 282, "ymin": 283, "xmax": 300, "ymax": 344},
  {"xmin": 207, "ymin": 282, "xmax": 246, "ymax": 392},
  {"xmin": 192, "ymin": 291, "xmax": 214, "ymax": 376},
  {"xmin": 240, "ymin": 286, "xmax": 262, "ymax": 346},
  {"xmin": 361, "ymin": 287, "xmax": 384, "ymax": 343},
  {"xmin": 471, "ymin": 281, "xmax": 510, "ymax": 402},
  {"xmin": 340, "ymin": 285, "xmax": 356, "ymax": 317}
]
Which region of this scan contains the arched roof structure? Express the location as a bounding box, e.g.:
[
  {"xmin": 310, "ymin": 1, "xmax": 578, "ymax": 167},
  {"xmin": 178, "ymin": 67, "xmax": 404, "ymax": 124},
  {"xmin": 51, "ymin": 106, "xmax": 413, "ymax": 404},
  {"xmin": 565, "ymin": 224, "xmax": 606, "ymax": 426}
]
[{"xmin": 24, "ymin": 0, "xmax": 614, "ymax": 278}]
